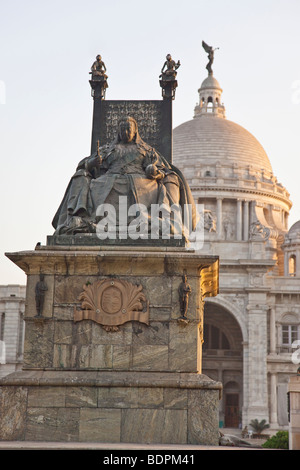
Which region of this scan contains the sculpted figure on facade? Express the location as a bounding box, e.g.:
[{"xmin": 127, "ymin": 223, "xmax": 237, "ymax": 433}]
[
  {"xmin": 202, "ymin": 41, "xmax": 219, "ymax": 75},
  {"xmin": 91, "ymin": 54, "xmax": 107, "ymax": 80},
  {"xmin": 178, "ymin": 274, "xmax": 192, "ymax": 320},
  {"xmin": 35, "ymin": 274, "xmax": 48, "ymax": 317},
  {"xmin": 204, "ymin": 209, "xmax": 216, "ymax": 233},
  {"xmin": 52, "ymin": 116, "xmax": 196, "ymax": 239},
  {"xmin": 249, "ymin": 221, "xmax": 271, "ymax": 241},
  {"xmin": 223, "ymin": 218, "xmax": 234, "ymax": 240},
  {"xmin": 160, "ymin": 54, "xmax": 181, "ymax": 79}
]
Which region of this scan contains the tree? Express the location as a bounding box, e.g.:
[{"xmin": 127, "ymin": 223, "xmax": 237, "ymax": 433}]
[{"xmin": 249, "ymin": 419, "xmax": 270, "ymax": 435}]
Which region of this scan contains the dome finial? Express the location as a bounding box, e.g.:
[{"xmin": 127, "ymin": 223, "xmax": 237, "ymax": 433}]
[{"xmin": 202, "ymin": 40, "xmax": 219, "ymax": 76}]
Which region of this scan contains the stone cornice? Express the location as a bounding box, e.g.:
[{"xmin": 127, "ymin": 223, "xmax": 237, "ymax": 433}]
[
  {"xmin": 0, "ymin": 369, "xmax": 223, "ymax": 393},
  {"xmin": 190, "ymin": 185, "xmax": 292, "ymax": 208},
  {"xmin": 5, "ymin": 247, "xmax": 219, "ymax": 299}
]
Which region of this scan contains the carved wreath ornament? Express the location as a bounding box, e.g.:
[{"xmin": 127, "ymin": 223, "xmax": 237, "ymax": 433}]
[{"xmin": 74, "ymin": 279, "xmax": 149, "ymax": 331}]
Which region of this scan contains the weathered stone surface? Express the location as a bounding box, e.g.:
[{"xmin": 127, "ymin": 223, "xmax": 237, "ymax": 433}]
[
  {"xmin": 27, "ymin": 386, "xmax": 65, "ymax": 407},
  {"xmin": 164, "ymin": 388, "xmax": 188, "ymax": 409},
  {"xmin": 26, "ymin": 407, "xmax": 79, "ymax": 441},
  {"xmin": 1, "ymin": 248, "xmax": 220, "ymax": 445},
  {"xmin": 97, "ymin": 387, "xmax": 164, "ymax": 409},
  {"xmin": 79, "ymin": 408, "xmax": 121, "ymax": 442},
  {"xmin": 14, "ymin": 248, "xmax": 219, "ymax": 373},
  {"xmin": 142, "ymin": 275, "xmax": 172, "ymax": 305},
  {"xmin": 169, "ymin": 321, "xmax": 201, "ymax": 372},
  {"xmin": 187, "ymin": 389, "xmax": 220, "ymax": 445},
  {"xmin": 148, "ymin": 307, "xmax": 170, "ymax": 321},
  {"xmin": 111, "ymin": 345, "xmax": 131, "ymax": 369},
  {"xmin": 65, "ymin": 387, "xmax": 97, "ymax": 408},
  {"xmin": 121, "ymin": 409, "xmax": 187, "ymax": 444},
  {"xmin": 0, "ymin": 370, "xmax": 222, "ymax": 444},
  {"xmin": 0, "ymin": 386, "xmax": 27, "ymax": 440},
  {"xmin": 132, "ymin": 345, "xmax": 169, "ymax": 370},
  {"xmin": 54, "ymin": 275, "xmax": 90, "ymax": 304},
  {"xmin": 132, "ymin": 321, "xmax": 169, "ymax": 346},
  {"xmin": 23, "ymin": 320, "xmax": 54, "ymax": 368},
  {"xmin": 91, "ymin": 321, "xmax": 132, "ymax": 345}
]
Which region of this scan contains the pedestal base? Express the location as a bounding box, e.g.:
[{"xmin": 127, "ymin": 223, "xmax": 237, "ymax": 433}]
[
  {"xmin": 2, "ymin": 245, "xmax": 220, "ymax": 445},
  {"xmin": 0, "ymin": 370, "xmax": 221, "ymax": 445}
]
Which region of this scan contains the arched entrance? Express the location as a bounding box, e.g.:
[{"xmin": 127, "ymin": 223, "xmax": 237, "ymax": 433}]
[{"xmin": 202, "ymin": 302, "xmax": 243, "ymax": 428}]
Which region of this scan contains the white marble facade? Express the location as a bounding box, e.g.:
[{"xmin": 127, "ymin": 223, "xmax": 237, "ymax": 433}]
[
  {"xmin": 173, "ymin": 73, "xmax": 300, "ymax": 430},
  {"xmin": 0, "ymin": 285, "xmax": 25, "ymax": 379}
]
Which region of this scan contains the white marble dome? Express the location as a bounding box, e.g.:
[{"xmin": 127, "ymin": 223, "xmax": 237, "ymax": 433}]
[
  {"xmin": 173, "ymin": 115, "xmax": 273, "ymax": 174},
  {"xmin": 199, "ymin": 74, "xmax": 222, "ymax": 90},
  {"xmin": 288, "ymin": 220, "xmax": 300, "ymax": 236},
  {"xmin": 173, "ymin": 73, "xmax": 291, "ymax": 239},
  {"xmin": 174, "ymin": 73, "xmax": 273, "ymax": 176}
]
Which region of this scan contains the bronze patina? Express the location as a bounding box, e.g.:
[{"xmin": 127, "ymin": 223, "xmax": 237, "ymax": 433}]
[{"xmin": 52, "ymin": 116, "xmax": 196, "ymax": 240}]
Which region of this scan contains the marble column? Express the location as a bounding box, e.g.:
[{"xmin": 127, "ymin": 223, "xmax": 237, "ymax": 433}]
[
  {"xmin": 245, "ymin": 304, "xmax": 269, "ymax": 423},
  {"xmin": 284, "ymin": 251, "xmax": 289, "ymax": 276},
  {"xmin": 270, "ymin": 372, "xmax": 278, "ymax": 427},
  {"xmin": 217, "ymin": 198, "xmax": 223, "ymax": 240},
  {"xmin": 243, "ymin": 201, "xmax": 249, "ymax": 241},
  {"xmin": 236, "ymin": 199, "xmax": 242, "ymax": 241},
  {"xmin": 269, "ymin": 308, "xmax": 276, "ymax": 354}
]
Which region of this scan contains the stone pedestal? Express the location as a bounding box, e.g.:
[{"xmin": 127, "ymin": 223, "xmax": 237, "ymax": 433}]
[
  {"xmin": 288, "ymin": 375, "xmax": 300, "ymax": 450},
  {"xmin": 0, "ymin": 245, "xmax": 221, "ymax": 445}
]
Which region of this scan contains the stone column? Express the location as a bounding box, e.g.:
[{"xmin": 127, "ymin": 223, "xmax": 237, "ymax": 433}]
[
  {"xmin": 3, "ymin": 300, "xmax": 19, "ymax": 363},
  {"xmin": 243, "ymin": 201, "xmax": 249, "ymax": 241},
  {"xmin": 217, "ymin": 198, "xmax": 223, "ymax": 240},
  {"xmin": 269, "ymin": 307, "xmax": 276, "ymax": 354},
  {"xmin": 284, "ymin": 251, "xmax": 289, "ymax": 276},
  {"xmin": 245, "ymin": 302, "xmax": 269, "ymax": 423},
  {"xmin": 242, "ymin": 340, "xmax": 250, "ymax": 427},
  {"xmin": 270, "ymin": 372, "xmax": 278, "ymax": 427},
  {"xmin": 236, "ymin": 199, "xmax": 242, "ymax": 241}
]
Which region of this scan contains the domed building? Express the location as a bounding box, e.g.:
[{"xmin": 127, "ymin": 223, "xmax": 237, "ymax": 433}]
[{"xmin": 173, "ymin": 68, "xmax": 300, "ymax": 430}]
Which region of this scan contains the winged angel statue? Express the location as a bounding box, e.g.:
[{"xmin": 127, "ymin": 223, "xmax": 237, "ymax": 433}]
[{"xmin": 202, "ymin": 41, "xmax": 219, "ymax": 75}]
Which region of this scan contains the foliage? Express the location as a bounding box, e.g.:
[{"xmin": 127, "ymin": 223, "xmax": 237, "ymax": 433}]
[
  {"xmin": 249, "ymin": 419, "xmax": 270, "ymax": 435},
  {"xmin": 262, "ymin": 431, "xmax": 289, "ymax": 449}
]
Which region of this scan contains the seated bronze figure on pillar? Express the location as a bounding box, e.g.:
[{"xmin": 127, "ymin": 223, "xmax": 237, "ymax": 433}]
[{"xmin": 51, "ymin": 116, "xmax": 197, "ymax": 245}]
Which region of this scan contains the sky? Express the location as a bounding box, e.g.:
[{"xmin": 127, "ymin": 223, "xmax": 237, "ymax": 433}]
[{"xmin": 0, "ymin": 0, "xmax": 300, "ymax": 285}]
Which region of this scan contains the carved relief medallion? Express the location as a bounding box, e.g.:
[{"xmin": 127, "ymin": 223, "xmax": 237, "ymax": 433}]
[{"xmin": 74, "ymin": 279, "xmax": 149, "ymax": 331}]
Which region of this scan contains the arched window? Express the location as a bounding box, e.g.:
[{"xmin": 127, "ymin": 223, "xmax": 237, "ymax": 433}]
[
  {"xmin": 289, "ymin": 255, "xmax": 296, "ymax": 276},
  {"xmin": 207, "ymin": 96, "xmax": 213, "ymax": 112}
]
